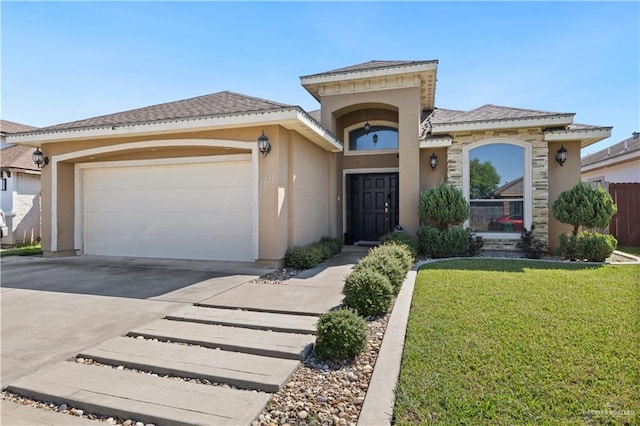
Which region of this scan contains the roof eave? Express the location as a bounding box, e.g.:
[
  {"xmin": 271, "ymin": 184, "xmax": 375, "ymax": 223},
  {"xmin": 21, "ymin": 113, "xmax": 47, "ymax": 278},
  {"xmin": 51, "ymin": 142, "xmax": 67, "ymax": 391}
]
[
  {"xmin": 581, "ymin": 149, "xmax": 640, "ymax": 171},
  {"xmin": 300, "ymin": 61, "xmax": 438, "ymax": 85},
  {"xmin": 545, "ymin": 126, "xmax": 612, "ymax": 148},
  {"xmin": 431, "ymin": 114, "xmax": 575, "ymax": 134},
  {"xmin": 6, "ymin": 108, "xmax": 343, "ymax": 152}
]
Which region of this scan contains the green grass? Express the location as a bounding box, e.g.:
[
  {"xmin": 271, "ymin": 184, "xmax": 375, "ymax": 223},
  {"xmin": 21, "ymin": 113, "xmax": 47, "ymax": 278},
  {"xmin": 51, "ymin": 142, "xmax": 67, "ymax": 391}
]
[
  {"xmin": 394, "ymin": 259, "xmax": 639, "ymax": 425},
  {"xmin": 0, "ymin": 241, "xmax": 43, "ymax": 257},
  {"xmin": 618, "ymin": 246, "xmax": 640, "ymax": 257}
]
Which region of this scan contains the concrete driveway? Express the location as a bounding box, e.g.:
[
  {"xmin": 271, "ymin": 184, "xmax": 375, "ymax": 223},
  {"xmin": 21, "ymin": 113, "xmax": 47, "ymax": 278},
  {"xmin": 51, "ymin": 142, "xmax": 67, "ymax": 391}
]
[{"xmin": 1, "ymin": 255, "xmax": 269, "ymax": 388}]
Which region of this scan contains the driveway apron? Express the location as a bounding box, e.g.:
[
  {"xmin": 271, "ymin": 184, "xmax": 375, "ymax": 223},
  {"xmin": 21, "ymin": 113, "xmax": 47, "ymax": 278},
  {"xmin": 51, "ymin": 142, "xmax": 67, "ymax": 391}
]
[{"xmin": 2, "ymin": 247, "xmax": 368, "ymax": 426}]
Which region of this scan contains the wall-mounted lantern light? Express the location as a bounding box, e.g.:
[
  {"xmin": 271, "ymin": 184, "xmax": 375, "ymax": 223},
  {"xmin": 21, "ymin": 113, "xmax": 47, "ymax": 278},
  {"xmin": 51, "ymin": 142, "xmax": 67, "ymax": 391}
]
[
  {"xmin": 555, "ymin": 145, "xmax": 568, "ymax": 166},
  {"xmin": 32, "ymin": 147, "xmax": 49, "ymax": 168},
  {"xmin": 430, "ymin": 152, "xmax": 438, "ymax": 170},
  {"xmin": 257, "ymin": 131, "xmax": 271, "ymax": 158}
]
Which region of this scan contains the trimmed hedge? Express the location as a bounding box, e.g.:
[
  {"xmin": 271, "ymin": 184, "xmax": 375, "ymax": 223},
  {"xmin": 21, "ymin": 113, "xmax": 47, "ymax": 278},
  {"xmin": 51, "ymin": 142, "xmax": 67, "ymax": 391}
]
[
  {"xmin": 343, "ymin": 268, "xmax": 394, "ymax": 317},
  {"xmin": 315, "ymin": 308, "xmax": 367, "ymax": 360},
  {"xmin": 375, "ymin": 242, "xmax": 414, "ymax": 272},
  {"xmin": 379, "ymin": 231, "xmax": 417, "ymax": 261},
  {"xmin": 417, "ymin": 226, "xmax": 468, "ymax": 258},
  {"xmin": 285, "ymin": 237, "xmax": 343, "ymax": 269},
  {"xmin": 556, "ymin": 232, "xmax": 617, "ymax": 262},
  {"xmin": 354, "ymin": 250, "xmax": 406, "ymax": 293}
]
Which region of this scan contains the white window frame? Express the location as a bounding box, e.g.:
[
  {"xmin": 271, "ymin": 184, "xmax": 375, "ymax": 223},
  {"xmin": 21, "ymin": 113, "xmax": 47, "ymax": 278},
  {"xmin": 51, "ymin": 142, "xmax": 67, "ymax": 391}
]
[
  {"xmin": 462, "ymin": 138, "xmax": 532, "ymax": 240},
  {"xmin": 343, "ymin": 120, "xmax": 399, "ymax": 156}
]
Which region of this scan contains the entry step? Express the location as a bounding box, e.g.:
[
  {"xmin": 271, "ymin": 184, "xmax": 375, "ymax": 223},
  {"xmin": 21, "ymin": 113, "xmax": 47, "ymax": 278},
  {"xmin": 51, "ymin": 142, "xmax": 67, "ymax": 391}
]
[
  {"xmin": 167, "ymin": 306, "xmax": 318, "ymax": 335},
  {"xmin": 128, "ymin": 319, "xmax": 314, "ymax": 360},
  {"xmin": 79, "ymin": 336, "xmax": 299, "ymax": 392},
  {"xmin": 6, "ymin": 361, "xmax": 271, "ymax": 426}
]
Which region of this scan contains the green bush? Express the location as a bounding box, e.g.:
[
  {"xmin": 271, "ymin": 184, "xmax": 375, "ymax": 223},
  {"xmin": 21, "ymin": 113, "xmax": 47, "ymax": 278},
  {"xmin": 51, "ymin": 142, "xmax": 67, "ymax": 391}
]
[
  {"xmin": 343, "ymin": 268, "xmax": 394, "ymax": 317},
  {"xmin": 418, "ymin": 226, "xmax": 469, "ymax": 258},
  {"xmin": 285, "ymin": 236, "xmax": 343, "ymax": 269},
  {"xmin": 556, "ymin": 233, "xmax": 580, "ymax": 261},
  {"xmin": 576, "ymin": 232, "xmax": 617, "ymax": 262},
  {"xmin": 517, "ymin": 225, "xmax": 548, "ymax": 259},
  {"xmin": 285, "ymin": 245, "xmax": 323, "ymax": 269},
  {"xmin": 419, "ymin": 182, "xmax": 469, "ymax": 229},
  {"xmin": 556, "ymin": 232, "xmax": 617, "ymax": 262},
  {"xmin": 552, "ymin": 182, "xmax": 617, "ymax": 236},
  {"xmin": 379, "ymin": 231, "xmax": 417, "ymax": 261},
  {"xmin": 374, "ymin": 243, "xmax": 414, "ymax": 272},
  {"xmin": 315, "ymin": 309, "xmax": 367, "ymax": 360},
  {"xmin": 354, "ymin": 251, "xmax": 406, "ymax": 293}
]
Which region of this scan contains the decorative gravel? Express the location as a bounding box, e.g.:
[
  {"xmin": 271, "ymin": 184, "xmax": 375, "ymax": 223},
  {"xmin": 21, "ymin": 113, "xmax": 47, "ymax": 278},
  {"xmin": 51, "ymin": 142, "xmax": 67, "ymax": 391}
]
[
  {"xmin": 252, "ymin": 267, "xmax": 302, "ymax": 285},
  {"xmin": 253, "ymin": 309, "xmax": 392, "ymax": 426}
]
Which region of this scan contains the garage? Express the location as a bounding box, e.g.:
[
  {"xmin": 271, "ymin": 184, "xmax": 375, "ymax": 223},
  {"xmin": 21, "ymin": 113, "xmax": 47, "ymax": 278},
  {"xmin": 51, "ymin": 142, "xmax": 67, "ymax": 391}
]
[{"xmin": 81, "ymin": 156, "xmax": 254, "ymax": 261}]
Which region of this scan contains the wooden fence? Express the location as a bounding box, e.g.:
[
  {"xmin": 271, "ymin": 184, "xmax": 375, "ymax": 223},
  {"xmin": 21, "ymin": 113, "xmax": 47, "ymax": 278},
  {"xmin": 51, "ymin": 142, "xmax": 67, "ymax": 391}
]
[{"xmin": 608, "ymin": 183, "xmax": 640, "ymax": 246}]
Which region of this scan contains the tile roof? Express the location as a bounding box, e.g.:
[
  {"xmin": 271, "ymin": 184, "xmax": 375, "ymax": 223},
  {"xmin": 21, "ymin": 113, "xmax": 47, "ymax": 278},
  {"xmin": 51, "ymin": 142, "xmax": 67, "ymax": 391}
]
[
  {"xmin": 581, "ymin": 133, "xmax": 640, "ymax": 167},
  {"xmin": 0, "ymin": 145, "xmax": 39, "ymax": 171},
  {"xmin": 1, "ymin": 119, "xmax": 38, "ymax": 134},
  {"xmin": 23, "ymin": 91, "xmax": 293, "ymax": 134},
  {"xmin": 301, "ymin": 60, "xmax": 438, "ymax": 79},
  {"xmin": 307, "ymin": 109, "xmax": 321, "ymax": 122}
]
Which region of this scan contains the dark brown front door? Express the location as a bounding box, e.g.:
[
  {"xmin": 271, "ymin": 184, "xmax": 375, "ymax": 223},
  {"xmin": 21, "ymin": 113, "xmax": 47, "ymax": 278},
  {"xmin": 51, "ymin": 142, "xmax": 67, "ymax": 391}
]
[{"xmin": 346, "ymin": 173, "xmax": 399, "ymax": 243}]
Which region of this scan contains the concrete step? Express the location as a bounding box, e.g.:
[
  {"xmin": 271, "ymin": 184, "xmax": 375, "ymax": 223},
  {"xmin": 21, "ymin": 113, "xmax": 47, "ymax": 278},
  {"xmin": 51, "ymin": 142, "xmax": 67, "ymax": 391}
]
[
  {"xmin": 167, "ymin": 306, "xmax": 318, "ymax": 335},
  {"xmin": 6, "ymin": 361, "xmax": 271, "ymax": 426},
  {"xmin": 1, "ymin": 400, "xmax": 97, "ymax": 426},
  {"xmin": 78, "ymin": 336, "xmax": 300, "ymax": 392},
  {"xmin": 128, "ymin": 319, "xmax": 314, "ymax": 360}
]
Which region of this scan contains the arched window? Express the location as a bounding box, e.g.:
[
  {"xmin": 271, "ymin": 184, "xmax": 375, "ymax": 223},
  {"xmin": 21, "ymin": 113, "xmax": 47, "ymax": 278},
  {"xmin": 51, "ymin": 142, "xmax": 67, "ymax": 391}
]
[
  {"xmin": 348, "ymin": 125, "xmax": 398, "ymax": 151},
  {"xmin": 463, "ymin": 140, "xmax": 531, "ymax": 236}
]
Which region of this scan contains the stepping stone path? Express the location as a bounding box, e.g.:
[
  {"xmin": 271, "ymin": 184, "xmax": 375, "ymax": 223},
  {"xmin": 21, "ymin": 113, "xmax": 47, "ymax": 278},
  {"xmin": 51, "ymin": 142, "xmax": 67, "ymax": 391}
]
[{"xmin": 5, "ymin": 305, "xmax": 319, "ymax": 425}]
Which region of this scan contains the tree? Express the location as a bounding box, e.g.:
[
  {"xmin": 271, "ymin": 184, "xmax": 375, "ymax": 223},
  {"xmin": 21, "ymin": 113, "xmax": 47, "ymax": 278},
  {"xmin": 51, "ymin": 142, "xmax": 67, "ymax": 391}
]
[
  {"xmin": 419, "ymin": 182, "xmax": 469, "ymax": 229},
  {"xmin": 470, "ymin": 158, "xmax": 500, "ymax": 199},
  {"xmin": 552, "ymin": 182, "xmax": 617, "ymax": 236}
]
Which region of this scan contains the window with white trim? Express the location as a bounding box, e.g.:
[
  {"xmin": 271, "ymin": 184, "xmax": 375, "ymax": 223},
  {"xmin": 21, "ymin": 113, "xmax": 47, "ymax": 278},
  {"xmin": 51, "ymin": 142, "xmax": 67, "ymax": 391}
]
[
  {"xmin": 465, "ymin": 142, "xmax": 529, "ymax": 235},
  {"xmin": 348, "ymin": 126, "xmax": 398, "ymax": 151}
]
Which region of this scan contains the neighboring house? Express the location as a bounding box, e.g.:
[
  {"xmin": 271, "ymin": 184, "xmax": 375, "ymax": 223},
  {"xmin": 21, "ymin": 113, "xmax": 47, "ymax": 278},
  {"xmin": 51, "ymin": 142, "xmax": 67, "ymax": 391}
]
[
  {"xmin": 581, "ymin": 132, "xmax": 640, "ymax": 185},
  {"xmin": 1, "ymin": 120, "xmax": 41, "ymax": 246},
  {"xmin": 581, "ymin": 132, "xmax": 640, "ymax": 245},
  {"xmin": 7, "ymin": 60, "xmax": 611, "ymax": 264}
]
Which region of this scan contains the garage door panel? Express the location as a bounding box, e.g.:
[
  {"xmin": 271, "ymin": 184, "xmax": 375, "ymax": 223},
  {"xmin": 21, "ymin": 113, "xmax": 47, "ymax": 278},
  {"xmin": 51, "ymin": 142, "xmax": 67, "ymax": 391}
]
[{"xmin": 83, "ymin": 160, "xmax": 253, "ymax": 261}]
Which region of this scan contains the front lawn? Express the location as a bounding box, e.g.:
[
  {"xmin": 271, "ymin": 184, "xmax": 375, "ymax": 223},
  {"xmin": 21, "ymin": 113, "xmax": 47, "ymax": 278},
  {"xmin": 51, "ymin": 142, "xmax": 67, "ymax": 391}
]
[{"xmin": 394, "ymin": 259, "xmax": 639, "ymax": 425}]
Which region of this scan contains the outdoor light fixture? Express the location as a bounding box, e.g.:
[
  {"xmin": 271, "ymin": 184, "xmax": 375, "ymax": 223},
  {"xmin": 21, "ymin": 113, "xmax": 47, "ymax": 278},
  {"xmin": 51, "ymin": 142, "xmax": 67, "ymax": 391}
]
[
  {"xmin": 364, "ymin": 110, "xmax": 371, "ymax": 134},
  {"xmin": 32, "ymin": 147, "xmax": 49, "ymax": 168},
  {"xmin": 555, "ymin": 145, "xmax": 568, "ymax": 166},
  {"xmin": 257, "ymin": 131, "xmax": 271, "ymax": 157},
  {"xmin": 372, "ymin": 133, "xmax": 378, "ymax": 144},
  {"xmin": 430, "ymin": 152, "xmax": 438, "ymax": 170}
]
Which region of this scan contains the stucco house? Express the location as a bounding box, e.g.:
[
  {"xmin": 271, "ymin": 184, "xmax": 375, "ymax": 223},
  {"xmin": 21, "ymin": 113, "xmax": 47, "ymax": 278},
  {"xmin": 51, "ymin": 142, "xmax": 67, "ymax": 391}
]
[
  {"xmin": 7, "ymin": 60, "xmax": 612, "ymax": 264},
  {"xmin": 1, "ymin": 119, "xmax": 42, "ymax": 246}
]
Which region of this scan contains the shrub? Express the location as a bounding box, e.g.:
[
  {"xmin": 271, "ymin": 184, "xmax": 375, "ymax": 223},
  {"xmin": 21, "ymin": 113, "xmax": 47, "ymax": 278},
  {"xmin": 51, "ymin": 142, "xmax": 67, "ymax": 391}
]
[
  {"xmin": 467, "ymin": 229, "xmax": 484, "ymax": 257},
  {"xmin": 576, "ymin": 232, "xmax": 617, "ymax": 262},
  {"xmin": 315, "ymin": 309, "xmax": 367, "ymax": 360},
  {"xmin": 285, "ymin": 236, "xmax": 343, "ymax": 269},
  {"xmin": 419, "ymin": 182, "xmax": 469, "ymax": 229},
  {"xmin": 552, "ymin": 182, "xmax": 617, "ymax": 236},
  {"xmin": 417, "ymin": 226, "xmax": 468, "ymax": 258},
  {"xmin": 517, "ymin": 225, "xmax": 548, "ymax": 259},
  {"xmin": 343, "ymin": 268, "xmax": 394, "ymax": 317},
  {"xmin": 374, "ymin": 243, "xmax": 414, "ymax": 272},
  {"xmin": 354, "ymin": 251, "xmax": 406, "ymax": 293},
  {"xmin": 556, "ymin": 233, "xmax": 579, "ymax": 261},
  {"xmin": 379, "ymin": 231, "xmax": 417, "ymax": 261}
]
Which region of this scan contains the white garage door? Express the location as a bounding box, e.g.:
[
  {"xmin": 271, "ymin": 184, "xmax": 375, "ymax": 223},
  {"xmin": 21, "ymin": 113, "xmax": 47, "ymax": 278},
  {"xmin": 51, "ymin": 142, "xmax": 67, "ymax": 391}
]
[{"xmin": 83, "ymin": 158, "xmax": 253, "ymax": 261}]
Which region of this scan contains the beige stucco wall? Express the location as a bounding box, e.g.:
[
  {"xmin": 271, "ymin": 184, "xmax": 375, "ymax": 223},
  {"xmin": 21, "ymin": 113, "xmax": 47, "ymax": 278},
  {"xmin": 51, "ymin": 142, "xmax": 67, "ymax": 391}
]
[
  {"xmin": 419, "ymin": 147, "xmax": 448, "ymax": 193},
  {"xmin": 38, "ymin": 125, "xmax": 333, "ymax": 265},
  {"xmin": 582, "ymin": 159, "xmax": 640, "ymax": 183},
  {"xmin": 319, "ymin": 87, "xmax": 421, "ymax": 238},
  {"xmin": 548, "ymin": 140, "xmax": 583, "ymax": 249}
]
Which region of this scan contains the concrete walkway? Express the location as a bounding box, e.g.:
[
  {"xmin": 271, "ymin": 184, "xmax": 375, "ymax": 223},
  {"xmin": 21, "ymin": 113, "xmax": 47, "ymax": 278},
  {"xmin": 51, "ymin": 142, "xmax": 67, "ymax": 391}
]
[{"xmin": 3, "ymin": 247, "xmax": 368, "ymax": 426}]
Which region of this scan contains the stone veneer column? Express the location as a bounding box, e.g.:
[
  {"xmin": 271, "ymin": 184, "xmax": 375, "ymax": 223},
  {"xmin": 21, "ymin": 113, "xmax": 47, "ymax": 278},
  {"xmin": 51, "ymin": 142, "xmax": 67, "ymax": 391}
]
[{"xmin": 446, "ymin": 129, "xmax": 549, "ymax": 248}]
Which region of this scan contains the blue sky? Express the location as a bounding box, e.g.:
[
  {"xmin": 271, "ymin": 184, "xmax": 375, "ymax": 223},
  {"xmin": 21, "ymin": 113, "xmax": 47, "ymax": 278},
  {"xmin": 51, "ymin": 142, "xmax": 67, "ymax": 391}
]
[{"xmin": 2, "ymin": 1, "xmax": 638, "ymax": 156}]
